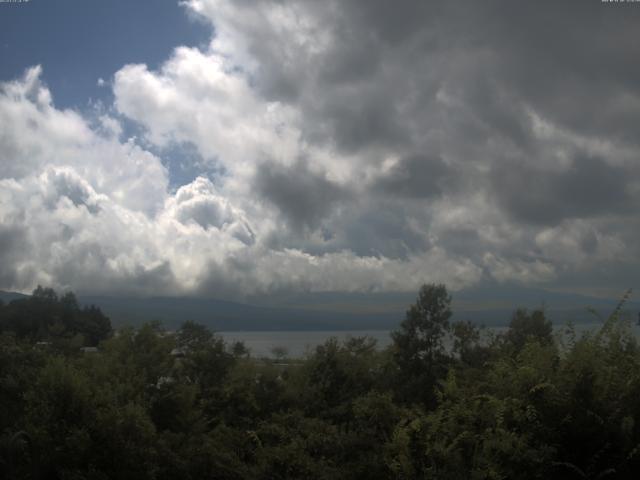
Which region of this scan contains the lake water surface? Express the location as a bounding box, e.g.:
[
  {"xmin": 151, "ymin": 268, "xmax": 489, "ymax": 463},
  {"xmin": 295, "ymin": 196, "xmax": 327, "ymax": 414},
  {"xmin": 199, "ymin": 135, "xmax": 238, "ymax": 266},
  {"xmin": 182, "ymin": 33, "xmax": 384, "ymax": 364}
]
[
  {"xmin": 221, "ymin": 322, "xmax": 640, "ymax": 358},
  {"xmin": 222, "ymin": 330, "xmax": 393, "ymax": 357}
]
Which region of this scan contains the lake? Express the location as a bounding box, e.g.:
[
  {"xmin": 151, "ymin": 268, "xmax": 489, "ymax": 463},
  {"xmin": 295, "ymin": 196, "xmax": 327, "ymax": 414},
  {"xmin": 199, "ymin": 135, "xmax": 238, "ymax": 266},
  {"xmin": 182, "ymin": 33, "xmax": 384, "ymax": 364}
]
[
  {"xmin": 221, "ymin": 330, "xmax": 393, "ymax": 357},
  {"xmin": 221, "ymin": 322, "xmax": 640, "ymax": 358}
]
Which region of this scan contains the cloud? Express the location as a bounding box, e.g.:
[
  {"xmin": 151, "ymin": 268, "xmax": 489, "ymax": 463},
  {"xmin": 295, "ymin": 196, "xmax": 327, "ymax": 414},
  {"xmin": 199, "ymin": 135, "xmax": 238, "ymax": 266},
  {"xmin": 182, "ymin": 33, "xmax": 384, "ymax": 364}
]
[
  {"xmin": 0, "ymin": 67, "xmax": 482, "ymax": 297},
  {"xmin": 113, "ymin": 47, "xmax": 301, "ymax": 175},
  {"xmin": 169, "ymin": 176, "xmax": 255, "ymax": 244},
  {"xmin": 255, "ymin": 159, "xmax": 349, "ymax": 231},
  {"xmin": 2, "ymin": 0, "xmax": 640, "ymax": 298},
  {"xmin": 41, "ymin": 166, "xmax": 104, "ymax": 214},
  {"xmin": 372, "ymin": 154, "xmax": 451, "ymax": 199},
  {"xmin": 493, "ymin": 154, "xmax": 633, "ymax": 225},
  {"xmin": 0, "ymin": 66, "xmax": 169, "ymax": 215},
  {"xmin": 0, "ymin": 223, "xmax": 29, "ymax": 288}
]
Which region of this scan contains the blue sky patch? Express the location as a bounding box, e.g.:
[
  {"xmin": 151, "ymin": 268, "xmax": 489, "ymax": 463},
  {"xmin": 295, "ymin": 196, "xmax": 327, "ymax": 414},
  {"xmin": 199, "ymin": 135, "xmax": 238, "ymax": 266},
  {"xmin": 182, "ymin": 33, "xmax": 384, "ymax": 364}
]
[{"xmin": 0, "ymin": 0, "xmax": 210, "ymax": 109}]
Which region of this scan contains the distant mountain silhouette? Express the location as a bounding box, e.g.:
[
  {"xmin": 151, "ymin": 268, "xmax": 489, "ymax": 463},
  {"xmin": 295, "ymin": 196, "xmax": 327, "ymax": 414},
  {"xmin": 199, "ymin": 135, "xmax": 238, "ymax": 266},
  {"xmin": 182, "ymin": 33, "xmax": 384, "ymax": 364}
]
[
  {"xmin": 77, "ymin": 295, "xmax": 398, "ymax": 331},
  {"xmin": 1, "ymin": 286, "xmax": 637, "ymax": 331},
  {"xmin": 0, "ymin": 290, "xmax": 29, "ymax": 303}
]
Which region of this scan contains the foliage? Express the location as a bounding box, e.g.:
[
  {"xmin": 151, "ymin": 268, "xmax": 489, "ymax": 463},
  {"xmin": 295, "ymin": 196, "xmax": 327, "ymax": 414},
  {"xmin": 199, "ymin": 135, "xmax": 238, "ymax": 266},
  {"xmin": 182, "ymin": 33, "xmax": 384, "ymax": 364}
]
[
  {"xmin": 0, "ymin": 284, "xmax": 639, "ymax": 479},
  {"xmin": 0, "ymin": 286, "xmax": 112, "ymax": 346},
  {"xmin": 391, "ymin": 283, "xmax": 452, "ymax": 407},
  {"xmin": 502, "ymin": 308, "xmax": 553, "ymax": 353}
]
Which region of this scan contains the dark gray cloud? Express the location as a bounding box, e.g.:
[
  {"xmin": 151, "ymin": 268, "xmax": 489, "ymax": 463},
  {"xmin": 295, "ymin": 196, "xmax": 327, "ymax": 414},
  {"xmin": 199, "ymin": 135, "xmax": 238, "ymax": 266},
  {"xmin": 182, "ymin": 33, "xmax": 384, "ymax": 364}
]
[
  {"xmin": 373, "ymin": 154, "xmax": 451, "ymax": 199},
  {"xmin": 476, "ymin": 2, "xmax": 640, "ymax": 145},
  {"xmin": 337, "ymin": 203, "xmax": 431, "ymax": 259},
  {"xmin": 0, "ymin": 225, "xmax": 30, "ymax": 287},
  {"xmin": 231, "ymin": 0, "xmax": 640, "ymax": 156},
  {"xmin": 493, "ymin": 155, "xmax": 633, "ymax": 225},
  {"xmin": 436, "ymin": 227, "xmax": 483, "ymax": 258},
  {"xmin": 255, "ymin": 159, "xmax": 350, "ymax": 231},
  {"xmin": 316, "ymin": 93, "xmax": 408, "ymax": 153},
  {"xmin": 259, "ymin": 196, "xmax": 433, "ymax": 262}
]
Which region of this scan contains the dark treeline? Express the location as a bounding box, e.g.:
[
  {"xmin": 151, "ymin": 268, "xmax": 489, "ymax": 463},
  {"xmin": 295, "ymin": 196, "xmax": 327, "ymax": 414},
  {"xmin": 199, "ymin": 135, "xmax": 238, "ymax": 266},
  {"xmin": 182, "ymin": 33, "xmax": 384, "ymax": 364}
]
[
  {"xmin": 0, "ymin": 286, "xmax": 111, "ymax": 348},
  {"xmin": 1, "ymin": 285, "xmax": 639, "ymax": 479}
]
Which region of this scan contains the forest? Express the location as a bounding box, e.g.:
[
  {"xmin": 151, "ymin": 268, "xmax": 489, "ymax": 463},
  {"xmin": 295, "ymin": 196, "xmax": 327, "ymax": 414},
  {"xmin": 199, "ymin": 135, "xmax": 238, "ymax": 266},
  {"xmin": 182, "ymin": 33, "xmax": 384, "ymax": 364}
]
[{"xmin": 1, "ymin": 284, "xmax": 639, "ymax": 479}]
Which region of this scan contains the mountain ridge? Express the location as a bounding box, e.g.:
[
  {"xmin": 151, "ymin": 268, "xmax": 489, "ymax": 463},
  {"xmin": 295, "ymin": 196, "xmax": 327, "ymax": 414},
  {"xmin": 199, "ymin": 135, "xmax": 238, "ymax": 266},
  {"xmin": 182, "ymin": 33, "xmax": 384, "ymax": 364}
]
[{"xmin": 2, "ymin": 287, "xmax": 637, "ymax": 331}]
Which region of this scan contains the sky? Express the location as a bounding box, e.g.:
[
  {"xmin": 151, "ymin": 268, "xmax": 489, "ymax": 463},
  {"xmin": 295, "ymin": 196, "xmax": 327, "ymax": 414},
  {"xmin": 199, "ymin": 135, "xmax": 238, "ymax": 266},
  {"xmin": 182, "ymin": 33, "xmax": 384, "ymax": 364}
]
[{"xmin": 0, "ymin": 0, "xmax": 639, "ymax": 302}]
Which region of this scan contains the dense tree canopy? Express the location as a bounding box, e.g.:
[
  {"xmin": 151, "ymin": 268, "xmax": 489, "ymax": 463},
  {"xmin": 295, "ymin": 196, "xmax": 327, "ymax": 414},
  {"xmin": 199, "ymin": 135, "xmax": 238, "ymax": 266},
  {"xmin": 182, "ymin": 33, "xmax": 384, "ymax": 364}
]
[
  {"xmin": 0, "ymin": 287, "xmax": 112, "ymax": 347},
  {"xmin": 0, "ymin": 284, "xmax": 638, "ymax": 479}
]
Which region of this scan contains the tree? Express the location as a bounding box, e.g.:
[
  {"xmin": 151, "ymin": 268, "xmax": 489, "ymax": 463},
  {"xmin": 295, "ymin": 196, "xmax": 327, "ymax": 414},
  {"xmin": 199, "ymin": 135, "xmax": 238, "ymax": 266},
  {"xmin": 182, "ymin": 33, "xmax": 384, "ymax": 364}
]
[
  {"xmin": 80, "ymin": 304, "xmax": 112, "ymax": 345},
  {"xmin": 452, "ymin": 320, "xmax": 489, "ymax": 366},
  {"xmin": 176, "ymin": 321, "xmax": 237, "ymax": 417},
  {"xmin": 176, "ymin": 320, "xmax": 214, "ymax": 350},
  {"xmin": 0, "ymin": 287, "xmax": 112, "ymax": 346},
  {"xmin": 303, "ymin": 336, "xmax": 381, "ymax": 420},
  {"xmin": 503, "ymin": 308, "xmax": 552, "ymax": 352},
  {"xmin": 32, "ymin": 286, "xmax": 58, "ymax": 303},
  {"xmin": 391, "ymin": 283, "xmax": 452, "ymax": 407}
]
